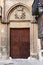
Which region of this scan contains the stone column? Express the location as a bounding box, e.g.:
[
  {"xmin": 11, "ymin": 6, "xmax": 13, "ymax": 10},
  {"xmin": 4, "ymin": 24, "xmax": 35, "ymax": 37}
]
[
  {"xmin": 30, "ymin": 23, "xmax": 34, "ymax": 55},
  {"xmin": 0, "ymin": 24, "xmax": 8, "ymax": 59},
  {"xmin": 0, "ymin": 33, "xmax": 1, "ymax": 58},
  {"xmin": 33, "ymin": 23, "xmax": 38, "ymax": 53},
  {"xmin": 30, "ymin": 22, "xmax": 38, "ymax": 58}
]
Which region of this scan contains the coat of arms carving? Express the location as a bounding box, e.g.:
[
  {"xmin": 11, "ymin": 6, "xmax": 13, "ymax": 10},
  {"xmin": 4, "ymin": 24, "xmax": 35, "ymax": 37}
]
[{"xmin": 15, "ymin": 6, "xmax": 25, "ymax": 19}]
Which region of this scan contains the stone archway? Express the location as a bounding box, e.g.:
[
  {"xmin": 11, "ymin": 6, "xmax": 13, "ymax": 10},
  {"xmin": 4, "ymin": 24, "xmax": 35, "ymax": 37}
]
[
  {"xmin": 1, "ymin": 2, "xmax": 38, "ymax": 58},
  {"xmin": 4, "ymin": 3, "xmax": 31, "ymax": 23},
  {"xmin": 5, "ymin": 3, "xmax": 38, "ymax": 58},
  {"xmin": 0, "ymin": 0, "xmax": 38, "ymax": 59},
  {"xmin": 6, "ymin": 3, "xmax": 31, "ymax": 58}
]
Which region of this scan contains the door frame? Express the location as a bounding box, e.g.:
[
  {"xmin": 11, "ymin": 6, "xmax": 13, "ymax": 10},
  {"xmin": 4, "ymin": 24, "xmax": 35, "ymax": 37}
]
[{"xmin": 8, "ymin": 21, "xmax": 36, "ymax": 58}]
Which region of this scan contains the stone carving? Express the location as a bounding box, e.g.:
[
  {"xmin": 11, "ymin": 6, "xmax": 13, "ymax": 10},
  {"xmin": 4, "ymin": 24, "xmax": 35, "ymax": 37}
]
[{"xmin": 15, "ymin": 6, "xmax": 25, "ymax": 19}]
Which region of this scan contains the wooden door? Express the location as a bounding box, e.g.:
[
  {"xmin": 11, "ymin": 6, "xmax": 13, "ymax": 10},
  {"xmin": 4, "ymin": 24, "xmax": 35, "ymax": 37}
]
[{"xmin": 10, "ymin": 28, "xmax": 30, "ymax": 58}]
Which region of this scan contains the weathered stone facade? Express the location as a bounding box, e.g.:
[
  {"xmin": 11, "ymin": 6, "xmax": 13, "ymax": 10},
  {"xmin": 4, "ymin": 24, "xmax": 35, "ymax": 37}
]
[{"xmin": 0, "ymin": 0, "xmax": 40, "ymax": 59}]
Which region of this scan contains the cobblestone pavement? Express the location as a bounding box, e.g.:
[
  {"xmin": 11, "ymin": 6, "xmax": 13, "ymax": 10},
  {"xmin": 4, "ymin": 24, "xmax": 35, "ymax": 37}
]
[{"xmin": 0, "ymin": 57, "xmax": 43, "ymax": 65}]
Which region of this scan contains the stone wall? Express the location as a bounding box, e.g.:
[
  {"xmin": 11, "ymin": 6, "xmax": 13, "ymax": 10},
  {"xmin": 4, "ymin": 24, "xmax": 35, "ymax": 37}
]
[{"xmin": 0, "ymin": 0, "xmax": 39, "ymax": 59}]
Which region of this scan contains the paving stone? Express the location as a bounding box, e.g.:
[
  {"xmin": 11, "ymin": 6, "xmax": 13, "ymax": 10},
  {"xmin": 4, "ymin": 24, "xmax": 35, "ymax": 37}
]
[{"xmin": 0, "ymin": 58, "xmax": 43, "ymax": 65}]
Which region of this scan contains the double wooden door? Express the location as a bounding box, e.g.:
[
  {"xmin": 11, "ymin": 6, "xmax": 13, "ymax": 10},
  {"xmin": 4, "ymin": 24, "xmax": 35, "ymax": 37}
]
[{"xmin": 10, "ymin": 28, "xmax": 30, "ymax": 58}]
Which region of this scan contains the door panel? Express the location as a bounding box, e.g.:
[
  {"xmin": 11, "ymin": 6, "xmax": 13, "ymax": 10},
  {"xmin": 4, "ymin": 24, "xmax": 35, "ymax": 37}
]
[
  {"xmin": 10, "ymin": 29, "xmax": 20, "ymax": 58},
  {"xmin": 10, "ymin": 28, "xmax": 30, "ymax": 58},
  {"xmin": 19, "ymin": 29, "xmax": 30, "ymax": 58}
]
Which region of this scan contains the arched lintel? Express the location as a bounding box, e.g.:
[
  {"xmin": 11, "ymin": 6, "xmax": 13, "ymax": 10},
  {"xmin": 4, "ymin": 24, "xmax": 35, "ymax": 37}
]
[{"xmin": 7, "ymin": 3, "xmax": 30, "ymax": 20}]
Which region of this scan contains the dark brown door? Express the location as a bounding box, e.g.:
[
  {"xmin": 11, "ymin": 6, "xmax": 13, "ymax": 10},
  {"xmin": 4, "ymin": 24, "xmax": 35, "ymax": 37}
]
[{"xmin": 10, "ymin": 28, "xmax": 30, "ymax": 58}]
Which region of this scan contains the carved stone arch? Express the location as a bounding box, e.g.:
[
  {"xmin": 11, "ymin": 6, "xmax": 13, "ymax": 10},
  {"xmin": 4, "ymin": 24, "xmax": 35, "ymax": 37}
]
[{"xmin": 6, "ymin": 3, "xmax": 30, "ymax": 23}]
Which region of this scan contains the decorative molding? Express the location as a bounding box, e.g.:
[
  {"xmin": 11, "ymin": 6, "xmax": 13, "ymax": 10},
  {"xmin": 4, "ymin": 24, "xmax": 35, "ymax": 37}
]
[
  {"xmin": 9, "ymin": 20, "xmax": 30, "ymax": 22},
  {"xmin": 0, "ymin": 6, "xmax": 2, "ymax": 17}
]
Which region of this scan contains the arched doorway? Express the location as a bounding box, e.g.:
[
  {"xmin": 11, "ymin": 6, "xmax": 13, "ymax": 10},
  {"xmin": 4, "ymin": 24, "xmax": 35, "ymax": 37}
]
[
  {"xmin": 6, "ymin": 3, "xmax": 31, "ymax": 58},
  {"xmin": 1, "ymin": 1, "xmax": 38, "ymax": 59}
]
